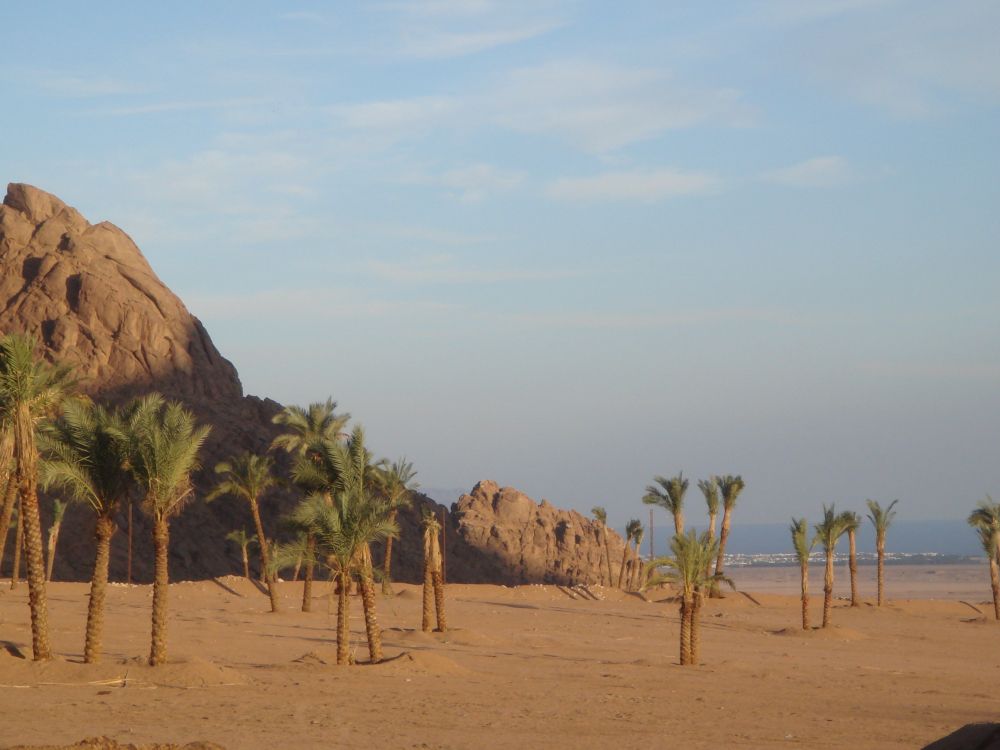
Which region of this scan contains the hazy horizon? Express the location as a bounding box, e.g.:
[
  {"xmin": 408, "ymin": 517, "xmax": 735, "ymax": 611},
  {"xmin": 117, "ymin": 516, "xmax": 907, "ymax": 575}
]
[{"xmin": 2, "ymin": 2, "xmax": 998, "ymax": 527}]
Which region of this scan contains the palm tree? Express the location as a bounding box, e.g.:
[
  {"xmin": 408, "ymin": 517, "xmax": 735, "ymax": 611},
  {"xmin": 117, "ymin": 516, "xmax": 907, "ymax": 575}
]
[
  {"xmin": 44, "ymin": 499, "xmax": 67, "ymax": 582},
  {"xmin": 617, "ymin": 519, "xmax": 641, "ymax": 589},
  {"xmin": 814, "ymin": 505, "xmax": 848, "ymax": 628},
  {"xmin": 591, "ymin": 506, "xmax": 613, "ymax": 586},
  {"xmin": 10, "ymin": 500, "xmax": 22, "ymax": 588},
  {"xmin": 643, "ymin": 473, "xmax": 688, "ymax": 535},
  {"xmin": 711, "ymin": 475, "xmax": 746, "ymax": 597},
  {"xmin": 122, "ymin": 394, "xmax": 210, "ymax": 666},
  {"xmin": 0, "ymin": 333, "xmax": 76, "ymax": 660},
  {"xmin": 645, "ymin": 530, "xmax": 729, "ymax": 665},
  {"xmin": 699, "ymin": 477, "xmax": 720, "ymax": 540},
  {"xmin": 790, "ymin": 518, "xmax": 815, "ymax": 630},
  {"xmin": 208, "ymin": 452, "xmax": 280, "ymax": 612},
  {"xmin": 0, "ymin": 428, "xmax": 18, "ymax": 572},
  {"xmin": 630, "ymin": 522, "xmax": 646, "ymax": 592},
  {"xmin": 226, "ymin": 529, "xmax": 257, "ymax": 580},
  {"xmin": 421, "ymin": 507, "xmax": 447, "ymax": 632},
  {"xmin": 377, "ymin": 458, "xmax": 418, "ymax": 596},
  {"xmin": 968, "ymin": 498, "xmax": 1000, "ymax": 621},
  {"xmin": 866, "ymin": 499, "xmax": 898, "ymax": 607},
  {"xmin": 839, "ymin": 511, "xmax": 861, "ymax": 607},
  {"xmin": 271, "ymin": 398, "xmax": 349, "ymax": 613}
]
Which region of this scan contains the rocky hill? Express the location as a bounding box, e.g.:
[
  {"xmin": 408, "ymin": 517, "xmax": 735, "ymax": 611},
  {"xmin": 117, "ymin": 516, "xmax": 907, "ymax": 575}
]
[{"xmin": 0, "ymin": 183, "xmax": 623, "ymax": 585}]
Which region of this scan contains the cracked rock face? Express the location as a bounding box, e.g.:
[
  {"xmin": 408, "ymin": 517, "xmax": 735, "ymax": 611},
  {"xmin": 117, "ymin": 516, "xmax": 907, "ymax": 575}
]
[{"xmin": 0, "ymin": 183, "xmax": 242, "ymax": 403}]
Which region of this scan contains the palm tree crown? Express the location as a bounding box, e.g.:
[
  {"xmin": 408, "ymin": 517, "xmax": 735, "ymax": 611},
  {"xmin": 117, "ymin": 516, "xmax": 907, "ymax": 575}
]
[
  {"xmin": 814, "ymin": 504, "xmax": 848, "ymax": 554},
  {"xmin": 699, "ymin": 477, "xmax": 720, "ymax": 518},
  {"xmin": 866, "ymin": 499, "xmax": 899, "ymax": 538},
  {"xmin": 207, "ymin": 452, "xmax": 276, "ymax": 505},
  {"xmin": 270, "ymin": 398, "xmax": 349, "ymax": 457},
  {"xmin": 643, "ymin": 473, "xmax": 688, "ymax": 533},
  {"xmin": 790, "ymin": 517, "xmax": 814, "ymax": 563}
]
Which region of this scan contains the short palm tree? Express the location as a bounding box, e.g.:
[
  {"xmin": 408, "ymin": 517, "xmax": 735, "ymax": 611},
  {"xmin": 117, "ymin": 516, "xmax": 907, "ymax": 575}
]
[
  {"xmin": 377, "ymin": 458, "xmax": 418, "ymax": 595},
  {"xmin": 0, "ymin": 333, "xmax": 76, "ymax": 660},
  {"xmin": 591, "ymin": 506, "xmax": 613, "ymax": 586},
  {"xmin": 814, "ymin": 505, "xmax": 848, "ymax": 628},
  {"xmin": 44, "ymin": 499, "xmax": 68, "ymax": 582},
  {"xmin": 643, "ymin": 473, "xmax": 688, "ymax": 535},
  {"xmin": 208, "ymin": 452, "xmax": 280, "ymax": 612},
  {"xmin": 968, "ymin": 498, "xmax": 1000, "ymax": 621},
  {"xmin": 840, "ymin": 511, "xmax": 861, "ymax": 606},
  {"xmin": 866, "ymin": 499, "xmax": 898, "ymax": 606},
  {"xmin": 711, "ymin": 475, "xmax": 746, "ymax": 597},
  {"xmin": 790, "ymin": 518, "xmax": 815, "ymax": 630},
  {"xmin": 122, "ymin": 394, "xmax": 210, "ymax": 666},
  {"xmin": 226, "ymin": 529, "xmax": 257, "ymax": 580},
  {"xmin": 646, "ymin": 530, "xmax": 730, "ymax": 665},
  {"xmin": 630, "ymin": 522, "xmax": 646, "ymax": 592},
  {"xmin": 618, "ymin": 518, "xmax": 641, "ymax": 590},
  {"xmin": 421, "ymin": 507, "xmax": 447, "ymax": 632}
]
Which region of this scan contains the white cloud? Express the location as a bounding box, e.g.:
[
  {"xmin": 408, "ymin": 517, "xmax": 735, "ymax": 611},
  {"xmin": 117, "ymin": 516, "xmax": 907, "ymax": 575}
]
[
  {"xmin": 329, "ymin": 96, "xmax": 460, "ymax": 131},
  {"xmin": 382, "ymin": 0, "xmax": 498, "ymax": 15},
  {"xmin": 763, "ymin": 156, "xmax": 853, "ymax": 188},
  {"xmin": 27, "ymin": 72, "xmax": 143, "ymax": 98},
  {"xmin": 546, "ymin": 168, "xmax": 721, "ymax": 203},
  {"xmin": 399, "ymin": 21, "xmax": 563, "ymax": 58},
  {"xmin": 88, "ymin": 97, "xmax": 268, "ymax": 117},
  {"xmin": 403, "ymin": 162, "xmax": 525, "ymax": 202}
]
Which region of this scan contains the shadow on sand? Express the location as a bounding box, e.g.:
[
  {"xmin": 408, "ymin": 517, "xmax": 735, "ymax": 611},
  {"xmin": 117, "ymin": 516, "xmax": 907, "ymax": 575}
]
[{"xmin": 923, "ymin": 723, "xmax": 1000, "ymax": 749}]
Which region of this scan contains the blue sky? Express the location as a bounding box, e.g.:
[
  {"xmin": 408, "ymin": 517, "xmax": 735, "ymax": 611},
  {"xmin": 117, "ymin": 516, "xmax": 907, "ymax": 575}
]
[{"xmin": 2, "ymin": 1, "xmax": 998, "ymax": 526}]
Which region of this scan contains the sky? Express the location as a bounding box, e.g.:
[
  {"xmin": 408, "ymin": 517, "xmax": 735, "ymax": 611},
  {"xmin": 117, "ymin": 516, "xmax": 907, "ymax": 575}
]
[{"xmin": 1, "ymin": 1, "xmax": 998, "ymax": 527}]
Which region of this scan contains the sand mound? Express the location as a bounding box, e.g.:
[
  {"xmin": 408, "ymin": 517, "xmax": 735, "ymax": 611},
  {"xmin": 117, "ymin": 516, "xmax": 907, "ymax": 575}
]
[
  {"xmin": 293, "ymin": 649, "xmax": 341, "ymax": 665},
  {"xmin": 434, "ymin": 628, "xmax": 498, "ymax": 646},
  {"xmin": 2, "ymin": 738, "xmax": 225, "ymax": 750},
  {"xmin": 383, "ymin": 651, "xmax": 469, "ymax": 675},
  {"xmin": 383, "ymin": 628, "xmax": 437, "ymax": 645},
  {"xmin": 772, "ymin": 626, "xmax": 868, "ymax": 641},
  {"xmin": 118, "ymin": 657, "xmax": 247, "ymax": 688}
]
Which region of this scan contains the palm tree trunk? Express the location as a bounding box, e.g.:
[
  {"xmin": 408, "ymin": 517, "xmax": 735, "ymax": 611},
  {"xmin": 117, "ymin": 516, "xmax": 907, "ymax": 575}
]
[
  {"xmin": 11, "ymin": 501, "xmax": 22, "ymax": 589},
  {"xmin": 336, "ymin": 569, "xmax": 350, "ymax": 665},
  {"xmin": 876, "ymin": 539, "xmax": 885, "ymax": 606},
  {"xmin": 711, "ymin": 510, "xmax": 732, "ymax": 598},
  {"xmin": 249, "ymin": 499, "xmax": 279, "ymax": 613},
  {"xmin": 617, "ymin": 541, "xmax": 630, "ymax": 590},
  {"xmin": 291, "ymin": 554, "xmax": 302, "ymax": 582},
  {"xmin": 0, "ymin": 469, "xmax": 18, "ymax": 571},
  {"xmin": 382, "ymin": 509, "xmax": 398, "ymax": 596},
  {"xmin": 673, "ymin": 511, "xmax": 683, "ymax": 536},
  {"xmin": 149, "ymin": 517, "xmax": 170, "ymax": 666},
  {"xmin": 359, "ymin": 571, "xmax": 382, "ymax": 663},
  {"xmin": 432, "ymin": 568, "xmax": 447, "ymax": 633},
  {"xmin": 422, "ymin": 557, "xmax": 434, "ymax": 632},
  {"xmin": 705, "ymin": 512, "xmax": 718, "ymax": 579},
  {"xmin": 241, "ymin": 546, "xmax": 250, "ymax": 579},
  {"xmin": 84, "ymin": 515, "xmax": 116, "ymax": 664},
  {"xmin": 822, "ymin": 550, "xmax": 834, "ymax": 628},
  {"xmin": 46, "ymin": 520, "xmax": 62, "ymax": 582},
  {"xmin": 126, "ymin": 502, "xmax": 133, "ymax": 585},
  {"xmin": 603, "ymin": 528, "xmax": 613, "ymax": 587},
  {"xmin": 302, "ymin": 532, "xmax": 315, "ymax": 612},
  {"xmin": 630, "ymin": 545, "xmax": 642, "ymax": 591},
  {"xmin": 848, "ymin": 529, "xmax": 858, "ymax": 606},
  {"xmin": 679, "ymin": 595, "xmax": 692, "ymax": 665},
  {"xmin": 800, "ymin": 560, "xmax": 810, "ymax": 630},
  {"xmin": 989, "ymin": 557, "xmax": 1000, "ymax": 621},
  {"xmin": 690, "ymin": 590, "xmax": 702, "ymax": 664}
]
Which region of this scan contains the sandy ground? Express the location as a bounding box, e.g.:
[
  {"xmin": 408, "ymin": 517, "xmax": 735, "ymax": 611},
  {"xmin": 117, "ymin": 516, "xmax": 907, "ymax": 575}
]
[{"xmin": 0, "ymin": 564, "xmax": 997, "ymax": 749}]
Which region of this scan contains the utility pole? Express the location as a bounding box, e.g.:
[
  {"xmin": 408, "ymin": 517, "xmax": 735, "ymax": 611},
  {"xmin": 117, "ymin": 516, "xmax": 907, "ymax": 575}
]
[
  {"xmin": 440, "ymin": 507, "xmax": 447, "ymax": 585},
  {"xmin": 649, "ymin": 507, "xmax": 654, "ymax": 560}
]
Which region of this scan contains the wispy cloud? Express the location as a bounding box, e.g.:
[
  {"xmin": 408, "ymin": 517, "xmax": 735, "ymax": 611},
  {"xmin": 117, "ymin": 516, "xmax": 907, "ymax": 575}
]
[
  {"xmin": 188, "ymin": 288, "xmax": 458, "ymax": 321},
  {"xmin": 382, "ymin": 0, "xmax": 498, "ymax": 15},
  {"xmin": 402, "ymin": 162, "xmax": 525, "ymax": 202},
  {"xmin": 546, "ymin": 168, "xmax": 722, "ymax": 202},
  {"xmin": 763, "ymin": 156, "xmax": 853, "ymax": 187},
  {"xmin": 329, "ymin": 95, "xmax": 460, "ymax": 131},
  {"xmin": 399, "ymin": 21, "xmax": 563, "ymax": 58},
  {"xmin": 278, "ymin": 10, "xmax": 334, "ymax": 25},
  {"xmin": 87, "ymin": 97, "xmax": 268, "ymax": 117},
  {"xmin": 503, "ymin": 307, "xmax": 794, "ymax": 328},
  {"xmin": 27, "ymin": 72, "xmax": 144, "ymax": 98},
  {"xmin": 368, "ymin": 258, "xmax": 578, "ymax": 284}
]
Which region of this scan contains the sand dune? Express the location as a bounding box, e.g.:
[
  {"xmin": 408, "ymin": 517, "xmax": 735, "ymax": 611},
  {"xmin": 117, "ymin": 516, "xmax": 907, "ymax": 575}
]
[{"xmin": 0, "ymin": 567, "xmax": 996, "ymax": 749}]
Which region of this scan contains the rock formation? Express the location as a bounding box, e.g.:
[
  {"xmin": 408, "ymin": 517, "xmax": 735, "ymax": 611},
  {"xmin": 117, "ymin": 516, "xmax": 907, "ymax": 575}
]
[{"xmin": 0, "ymin": 184, "xmax": 622, "ymax": 586}]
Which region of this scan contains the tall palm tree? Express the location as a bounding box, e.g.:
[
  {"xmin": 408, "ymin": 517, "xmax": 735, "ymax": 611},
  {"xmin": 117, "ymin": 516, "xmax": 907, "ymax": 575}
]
[
  {"xmin": 617, "ymin": 518, "xmax": 641, "ymax": 590},
  {"xmin": 377, "ymin": 458, "xmax": 418, "ymax": 595},
  {"xmin": 790, "ymin": 518, "xmax": 815, "ymax": 630},
  {"xmin": 44, "ymin": 499, "xmax": 67, "ymax": 582},
  {"xmin": 591, "ymin": 506, "xmax": 613, "ymax": 586},
  {"xmin": 699, "ymin": 477, "xmax": 720, "ymax": 540},
  {"xmin": 968, "ymin": 498, "xmax": 1000, "ymax": 621},
  {"xmin": 630, "ymin": 522, "xmax": 646, "ymax": 592},
  {"xmin": 226, "ymin": 529, "xmax": 257, "ymax": 580},
  {"xmin": 0, "ymin": 333, "xmax": 76, "ymax": 660},
  {"xmin": 645, "ymin": 530, "xmax": 729, "ymax": 665},
  {"xmin": 866, "ymin": 499, "xmax": 898, "ymax": 607},
  {"xmin": 122, "ymin": 394, "xmax": 210, "ymax": 666},
  {"xmin": 208, "ymin": 452, "xmax": 280, "ymax": 612},
  {"xmin": 421, "ymin": 507, "xmax": 447, "ymax": 632},
  {"xmin": 840, "ymin": 511, "xmax": 861, "ymax": 607},
  {"xmin": 0, "ymin": 428, "xmax": 18, "ymax": 572},
  {"xmin": 10, "ymin": 500, "xmax": 22, "ymax": 588},
  {"xmin": 814, "ymin": 505, "xmax": 848, "ymax": 628},
  {"xmin": 643, "ymin": 473, "xmax": 688, "ymax": 535},
  {"xmin": 271, "ymin": 398, "xmax": 349, "ymax": 613},
  {"xmin": 711, "ymin": 475, "xmax": 746, "ymax": 597}
]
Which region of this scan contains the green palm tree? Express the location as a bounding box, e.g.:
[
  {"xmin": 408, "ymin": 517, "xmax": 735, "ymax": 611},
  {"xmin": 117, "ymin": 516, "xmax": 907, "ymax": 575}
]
[
  {"xmin": 377, "ymin": 457, "xmax": 418, "ymax": 595},
  {"xmin": 840, "ymin": 511, "xmax": 861, "ymax": 607},
  {"xmin": 618, "ymin": 518, "xmax": 641, "ymax": 589},
  {"xmin": 10, "ymin": 500, "xmax": 22, "ymax": 588},
  {"xmin": 225, "ymin": 528, "xmax": 257, "ymax": 580},
  {"xmin": 790, "ymin": 518, "xmax": 815, "ymax": 630},
  {"xmin": 814, "ymin": 505, "xmax": 848, "ymax": 628},
  {"xmin": 208, "ymin": 452, "xmax": 280, "ymax": 612},
  {"xmin": 0, "ymin": 428, "xmax": 19, "ymax": 574},
  {"xmin": 711, "ymin": 475, "xmax": 746, "ymax": 597},
  {"xmin": 645, "ymin": 530, "xmax": 730, "ymax": 665},
  {"xmin": 122, "ymin": 394, "xmax": 210, "ymax": 666},
  {"xmin": 421, "ymin": 507, "xmax": 447, "ymax": 632},
  {"xmin": 968, "ymin": 498, "xmax": 1000, "ymax": 621},
  {"xmin": 271, "ymin": 398, "xmax": 349, "ymax": 613},
  {"xmin": 44, "ymin": 499, "xmax": 67, "ymax": 582},
  {"xmin": 630, "ymin": 522, "xmax": 646, "ymax": 592},
  {"xmin": 699, "ymin": 477, "xmax": 720, "ymax": 540},
  {"xmin": 866, "ymin": 499, "xmax": 898, "ymax": 606},
  {"xmin": 0, "ymin": 333, "xmax": 76, "ymax": 660},
  {"xmin": 643, "ymin": 473, "xmax": 688, "ymax": 535},
  {"xmin": 591, "ymin": 506, "xmax": 613, "ymax": 586}
]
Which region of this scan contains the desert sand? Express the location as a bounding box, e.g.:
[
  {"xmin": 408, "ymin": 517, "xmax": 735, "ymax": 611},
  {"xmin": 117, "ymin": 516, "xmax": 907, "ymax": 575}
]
[{"xmin": 0, "ymin": 565, "xmax": 996, "ymax": 749}]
